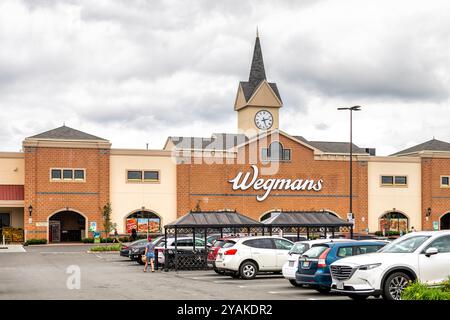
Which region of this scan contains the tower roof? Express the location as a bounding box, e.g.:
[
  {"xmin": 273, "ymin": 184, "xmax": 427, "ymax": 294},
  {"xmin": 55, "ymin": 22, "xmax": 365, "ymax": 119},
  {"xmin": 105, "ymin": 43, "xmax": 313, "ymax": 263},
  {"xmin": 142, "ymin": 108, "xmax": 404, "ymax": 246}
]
[{"xmin": 239, "ymin": 34, "xmax": 282, "ymax": 103}]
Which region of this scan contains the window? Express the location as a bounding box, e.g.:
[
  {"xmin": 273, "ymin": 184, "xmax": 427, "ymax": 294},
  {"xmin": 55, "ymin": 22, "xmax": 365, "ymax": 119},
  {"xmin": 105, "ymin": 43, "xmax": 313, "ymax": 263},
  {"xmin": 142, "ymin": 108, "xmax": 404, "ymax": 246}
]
[
  {"xmin": 51, "ymin": 169, "xmax": 62, "ymax": 180},
  {"xmin": 441, "ymin": 176, "xmax": 450, "ymax": 188},
  {"xmin": 127, "ymin": 170, "xmax": 160, "ymax": 182},
  {"xmin": 63, "ymin": 169, "xmax": 73, "ymax": 179},
  {"xmin": 337, "ymin": 247, "xmax": 354, "ymax": 258},
  {"xmin": 127, "ymin": 171, "xmax": 142, "ymax": 181},
  {"xmin": 381, "ymin": 175, "xmax": 407, "ymax": 186},
  {"xmin": 289, "ymin": 243, "xmax": 310, "ymax": 255},
  {"xmin": 261, "ymin": 142, "xmax": 291, "ymax": 161},
  {"xmin": 381, "ymin": 176, "xmax": 393, "ymax": 185},
  {"xmin": 426, "ymin": 236, "xmax": 450, "ymax": 253},
  {"xmin": 380, "ymin": 236, "xmax": 430, "ymax": 253},
  {"xmin": 243, "ymin": 238, "xmax": 274, "ymax": 249},
  {"xmin": 74, "ymin": 170, "xmax": 85, "ymax": 180},
  {"xmin": 125, "ymin": 211, "xmax": 161, "ymax": 234},
  {"xmin": 274, "ymin": 238, "xmax": 293, "ymax": 250},
  {"xmin": 356, "ymin": 245, "xmax": 384, "ymax": 255},
  {"xmin": 303, "ymin": 245, "xmax": 329, "ymax": 258},
  {"xmin": 144, "ymin": 171, "xmax": 159, "ymax": 182},
  {"xmin": 51, "ymin": 168, "xmax": 85, "ymax": 182},
  {"xmin": 0, "ymin": 213, "xmax": 10, "ymax": 227},
  {"xmin": 379, "ymin": 211, "xmax": 409, "ymax": 232}
]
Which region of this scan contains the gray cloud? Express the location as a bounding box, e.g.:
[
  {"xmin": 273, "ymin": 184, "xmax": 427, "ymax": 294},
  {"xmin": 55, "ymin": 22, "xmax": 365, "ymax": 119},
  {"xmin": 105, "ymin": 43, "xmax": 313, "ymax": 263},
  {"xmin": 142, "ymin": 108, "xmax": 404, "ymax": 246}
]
[{"xmin": 0, "ymin": 0, "xmax": 449, "ymax": 155}]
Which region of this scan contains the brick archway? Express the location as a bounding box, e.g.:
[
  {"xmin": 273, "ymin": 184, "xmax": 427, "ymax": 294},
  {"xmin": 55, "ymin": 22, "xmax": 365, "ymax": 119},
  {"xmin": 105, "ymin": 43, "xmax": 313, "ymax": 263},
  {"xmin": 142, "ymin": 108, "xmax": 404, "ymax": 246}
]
[
  {"xmin": 48, "ymin": 209, "xmax": 87, "ymax": 243},
  {"xmin": 440, "ymin": 212, "xmax": 450, "ymax": 230}
]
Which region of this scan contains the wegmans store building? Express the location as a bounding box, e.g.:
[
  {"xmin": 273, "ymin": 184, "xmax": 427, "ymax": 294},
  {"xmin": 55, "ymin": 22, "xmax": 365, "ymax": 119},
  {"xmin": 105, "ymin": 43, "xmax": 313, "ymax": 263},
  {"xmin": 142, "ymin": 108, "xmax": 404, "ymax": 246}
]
[{"xmin": 1, "ymin": 35, "xmax": 450, "ymax": 242}]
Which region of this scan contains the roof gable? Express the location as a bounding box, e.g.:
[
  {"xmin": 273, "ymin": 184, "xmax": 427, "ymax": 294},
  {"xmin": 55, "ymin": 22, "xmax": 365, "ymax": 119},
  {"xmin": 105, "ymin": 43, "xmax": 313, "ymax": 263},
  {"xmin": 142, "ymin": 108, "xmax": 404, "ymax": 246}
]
[
  {"xmin": 27, "ymin": 126, "xmax": 107, "ymax": 141},
  {"xmin": 391, "ymin": 138, "xmax": 450, "ymax": 156},
  {"xmin": 246, "ymin": 80, "xmax": 282, "ymax": 107}
]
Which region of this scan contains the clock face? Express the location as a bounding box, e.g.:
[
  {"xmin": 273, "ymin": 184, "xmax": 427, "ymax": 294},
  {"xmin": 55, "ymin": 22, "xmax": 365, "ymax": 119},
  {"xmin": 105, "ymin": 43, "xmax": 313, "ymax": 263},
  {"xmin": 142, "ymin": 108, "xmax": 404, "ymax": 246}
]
[{"xmin": 254, "ymin": 110, "xmax": 273, "ymax": 130}]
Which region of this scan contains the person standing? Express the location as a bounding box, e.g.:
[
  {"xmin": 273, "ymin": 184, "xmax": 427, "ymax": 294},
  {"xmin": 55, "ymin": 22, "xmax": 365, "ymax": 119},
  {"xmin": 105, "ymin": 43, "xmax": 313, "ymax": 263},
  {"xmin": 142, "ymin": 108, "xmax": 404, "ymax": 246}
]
[
  {"xmin": 130, "ymin": 228, "xmax": 137, "ymax": 242},
  {"xmin": 144, "ymin": 236, "xmax": 155, "ymax": 273}
]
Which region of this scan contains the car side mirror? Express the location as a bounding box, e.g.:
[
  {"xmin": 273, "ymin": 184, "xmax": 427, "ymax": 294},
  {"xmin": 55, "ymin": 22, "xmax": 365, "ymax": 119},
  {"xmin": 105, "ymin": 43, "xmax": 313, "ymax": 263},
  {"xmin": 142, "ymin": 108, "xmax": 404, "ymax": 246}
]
[{"xmin": 425, "ymin": 247, "xmax": 438, "ymax": 257}]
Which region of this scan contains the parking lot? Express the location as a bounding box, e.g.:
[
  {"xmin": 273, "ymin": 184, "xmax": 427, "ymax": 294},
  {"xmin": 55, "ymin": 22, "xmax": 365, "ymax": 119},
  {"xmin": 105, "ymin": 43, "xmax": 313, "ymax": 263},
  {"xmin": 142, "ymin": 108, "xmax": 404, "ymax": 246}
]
[{"xmin": 0, "ymin": 244, "xmax": 353, "ymax": 300}]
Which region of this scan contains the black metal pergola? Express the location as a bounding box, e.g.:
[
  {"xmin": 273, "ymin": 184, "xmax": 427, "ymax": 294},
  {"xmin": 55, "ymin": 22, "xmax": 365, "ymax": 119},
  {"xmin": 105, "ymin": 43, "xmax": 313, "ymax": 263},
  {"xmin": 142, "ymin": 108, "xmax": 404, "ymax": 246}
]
[
  {"xmin": 261, "ymin": 211, "xmax": 354, "ymax": 239},
  {"xmin": 162, "ymin": 210, "xmax": 353, "ymax": 271}
]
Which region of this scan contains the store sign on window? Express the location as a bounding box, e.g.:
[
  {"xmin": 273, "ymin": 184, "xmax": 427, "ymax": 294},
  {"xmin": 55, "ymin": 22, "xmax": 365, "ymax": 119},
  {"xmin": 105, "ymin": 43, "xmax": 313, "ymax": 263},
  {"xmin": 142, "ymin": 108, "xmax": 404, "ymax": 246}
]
[{"xmin": 229, "ymin": 165, "xmax": 323, "ymax": 201}]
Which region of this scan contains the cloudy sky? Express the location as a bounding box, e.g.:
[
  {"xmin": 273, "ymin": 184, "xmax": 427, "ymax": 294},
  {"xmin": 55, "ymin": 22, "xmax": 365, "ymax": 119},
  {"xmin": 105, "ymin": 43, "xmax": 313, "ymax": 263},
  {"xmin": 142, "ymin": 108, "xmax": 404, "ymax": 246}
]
[{"xmin": 0, "ymin": 0, "xmax": 449, "ymax": 155}]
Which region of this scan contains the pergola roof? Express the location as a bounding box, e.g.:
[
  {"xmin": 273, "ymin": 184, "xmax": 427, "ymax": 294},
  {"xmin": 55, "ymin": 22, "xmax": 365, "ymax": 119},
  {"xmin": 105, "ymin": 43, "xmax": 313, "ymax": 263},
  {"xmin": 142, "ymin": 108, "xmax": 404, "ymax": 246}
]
[
  {"xmin": 262, "ymin": 211, "xmax": 353, "ymax": 227},
  {"xmin": 165, "ymin": 210, "xmax": 262, "ymax": 228}
]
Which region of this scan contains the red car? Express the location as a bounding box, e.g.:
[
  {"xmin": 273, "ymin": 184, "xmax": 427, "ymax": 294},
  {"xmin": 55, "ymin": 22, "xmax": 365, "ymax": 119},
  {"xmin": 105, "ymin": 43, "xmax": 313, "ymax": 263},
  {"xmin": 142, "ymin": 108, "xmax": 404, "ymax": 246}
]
[{"xmin": 208, "ymin": 237, "xmax": 239, "ymax": 274}]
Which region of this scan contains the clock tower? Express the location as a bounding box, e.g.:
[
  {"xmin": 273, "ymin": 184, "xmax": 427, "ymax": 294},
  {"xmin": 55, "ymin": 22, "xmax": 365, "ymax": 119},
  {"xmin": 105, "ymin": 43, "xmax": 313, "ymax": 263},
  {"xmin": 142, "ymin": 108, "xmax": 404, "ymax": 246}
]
[{"xmin": 234, "ymin": 33, "xmax": 283, "ymax": 134}]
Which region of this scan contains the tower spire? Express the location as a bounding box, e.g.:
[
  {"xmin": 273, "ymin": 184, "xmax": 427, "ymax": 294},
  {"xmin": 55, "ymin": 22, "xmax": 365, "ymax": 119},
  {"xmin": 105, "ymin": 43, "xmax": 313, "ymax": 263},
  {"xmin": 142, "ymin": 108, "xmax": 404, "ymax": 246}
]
[{"xmin": 248, "ymin": 31, "xmax": 266, "ymax": 88}]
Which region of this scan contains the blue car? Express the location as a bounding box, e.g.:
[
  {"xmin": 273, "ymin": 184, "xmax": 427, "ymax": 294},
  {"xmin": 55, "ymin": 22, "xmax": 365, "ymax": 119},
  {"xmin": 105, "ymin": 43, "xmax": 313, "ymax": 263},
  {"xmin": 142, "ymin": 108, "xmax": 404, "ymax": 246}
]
[{"xmin": 295, "ymin": 241, "xmax": 387, "ymax": 293}]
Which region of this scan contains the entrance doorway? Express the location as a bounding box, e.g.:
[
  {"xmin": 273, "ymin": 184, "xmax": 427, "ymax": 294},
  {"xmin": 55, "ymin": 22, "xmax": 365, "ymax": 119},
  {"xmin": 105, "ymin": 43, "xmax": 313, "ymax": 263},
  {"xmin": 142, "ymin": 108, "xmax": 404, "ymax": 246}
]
[
  {"xmin": 48, "ymin": 211, "xmax": 86, "ymax": 242},
  {"xmin": 440, "ymin": 212, "xmax": 450, "ymax": 230}
]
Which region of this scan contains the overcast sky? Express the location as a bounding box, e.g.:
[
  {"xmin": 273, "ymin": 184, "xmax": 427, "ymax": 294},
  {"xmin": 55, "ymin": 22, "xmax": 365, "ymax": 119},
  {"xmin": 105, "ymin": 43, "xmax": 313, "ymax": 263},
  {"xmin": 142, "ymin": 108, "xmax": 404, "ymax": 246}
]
[{"xmin": 0, "ymin": 0, "xmax": 449, "ymax": 155}]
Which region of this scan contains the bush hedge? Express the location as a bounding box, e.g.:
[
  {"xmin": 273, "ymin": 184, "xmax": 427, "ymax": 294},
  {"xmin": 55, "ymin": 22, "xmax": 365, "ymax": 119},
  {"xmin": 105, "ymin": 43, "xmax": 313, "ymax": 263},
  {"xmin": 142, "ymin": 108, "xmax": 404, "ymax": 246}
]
[
  {"xmin": 90, "ymin": 244, "xmax": 122, "ymax": 252},
  {"xmin": 374, "ymin": 231, "xmax": 401, "ymax": 237},
  {"xmin": 402, "ymin": 278, "xmax": 450, "ymax": 300},
  {"xmin": 82, "ymin": 237, "xmax": 129, "ymax": 243},
  {"xmin": 24, "ymin": 239, "xmax": 47, "ymax": 245}
]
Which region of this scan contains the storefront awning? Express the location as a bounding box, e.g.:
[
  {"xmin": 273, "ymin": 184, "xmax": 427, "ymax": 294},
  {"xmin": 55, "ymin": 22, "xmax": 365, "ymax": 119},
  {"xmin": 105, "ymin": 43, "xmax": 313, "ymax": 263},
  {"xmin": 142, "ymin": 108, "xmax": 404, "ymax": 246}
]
[
  {"xmin": 262, "ymin": 211, "xmax": 353, "ymax": 227},
  {"xmin": 165, "ymin": 210, "xmax": 262, "ymax": 228},
  {"xmin": 0, "ymin": 185, "xmax": 24, "ymax": 201}
]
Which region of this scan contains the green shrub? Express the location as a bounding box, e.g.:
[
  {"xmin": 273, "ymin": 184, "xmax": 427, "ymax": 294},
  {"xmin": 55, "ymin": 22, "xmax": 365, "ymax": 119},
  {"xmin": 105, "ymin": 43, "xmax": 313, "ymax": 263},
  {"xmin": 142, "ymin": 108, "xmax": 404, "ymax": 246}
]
[
  {"xmin": 402, "ymin": 278, "xmax": 450, "ymax": 300},
  {"xmin": 90, "ymin": 243, "xmax": 122, "ymax": 252},
  {"xmin": 82, "ymin": 238, "xmax": 95, "ymax": 243},
  {"xmin": 374, "ymin": 231, "xmax": 401, "ymax": 237},
  {"xmin": 24, "ymin": 239, "xmax": 47, "ymax": 245}
]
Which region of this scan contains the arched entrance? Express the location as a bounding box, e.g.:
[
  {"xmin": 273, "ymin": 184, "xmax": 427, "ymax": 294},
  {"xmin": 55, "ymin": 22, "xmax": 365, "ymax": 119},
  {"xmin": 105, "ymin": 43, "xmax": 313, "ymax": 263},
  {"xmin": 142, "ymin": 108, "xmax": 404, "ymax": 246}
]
[
  {"xmin": 440, "ymin": 212, "xmax": 450, "ymax": 230},
  {"xmin": 125, "ymin": 210, "xmax": 161, "ymax": 234},
  {"xmin": 379, "ymin": 211, "xmax": 409, "ymax": 233},
  {"xmin": 48, "ymin": 210, "xmax": 86, "ymax": 242}
]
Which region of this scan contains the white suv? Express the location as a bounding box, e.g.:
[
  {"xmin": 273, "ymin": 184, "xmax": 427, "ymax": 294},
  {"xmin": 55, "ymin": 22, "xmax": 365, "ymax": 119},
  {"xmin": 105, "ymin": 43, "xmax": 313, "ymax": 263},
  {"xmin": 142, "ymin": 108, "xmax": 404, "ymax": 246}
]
[
  {"xmin": 330, "ymin": 231, "xmax": 450, "ymax": 300},
  {"xmin": 215, "ymin": 236, "xmax": 294, "ymax": 279}
]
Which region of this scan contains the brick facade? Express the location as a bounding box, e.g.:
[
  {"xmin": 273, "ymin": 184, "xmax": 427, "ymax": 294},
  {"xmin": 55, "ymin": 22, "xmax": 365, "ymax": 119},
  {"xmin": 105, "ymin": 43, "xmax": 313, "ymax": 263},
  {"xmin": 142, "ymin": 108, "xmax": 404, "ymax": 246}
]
[
  {"xmin": 421, "ymin": 157, "xmax": 450, "ymax": 230},
  {"xmin": 24, "ymin": 145, "xmax": 110, "ymax": 241},
  {"xmin": 176, "ymin": 134, "xmax": 369, "ymax": 232}
]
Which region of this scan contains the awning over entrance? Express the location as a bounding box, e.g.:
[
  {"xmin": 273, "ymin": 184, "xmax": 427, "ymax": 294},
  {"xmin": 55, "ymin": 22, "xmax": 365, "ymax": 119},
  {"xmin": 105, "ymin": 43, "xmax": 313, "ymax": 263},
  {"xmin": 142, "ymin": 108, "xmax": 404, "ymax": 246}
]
[
  {"xmin": 262, "ymin": 211, "xmax": 353, "ymax": 228},
  {"xmin": 0, "ymin": 185, "xmax": 24, "ymax": 201},
  {"xmin": 165, "ymin": 210, "xmax": 262, "ymax": 228}
]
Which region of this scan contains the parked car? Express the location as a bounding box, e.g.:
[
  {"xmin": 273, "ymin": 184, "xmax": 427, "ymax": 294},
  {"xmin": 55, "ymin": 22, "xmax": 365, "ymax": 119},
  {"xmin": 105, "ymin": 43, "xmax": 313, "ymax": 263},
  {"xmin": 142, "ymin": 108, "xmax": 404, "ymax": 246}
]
[
  {"xmin": 120, "ymin": 238, "xmax": 148, "ymax": 258},
  {"xmin": 330, "ymin": 231, "xmax": 450, "ymax": 300},
  {"xmin": 156, "ymin": 236, "xmax": 210, "ymax": 266},
  {"xmin": 215, "ymin": 236, "xmax": 294, "ymax": 279},
  {"xmin": 208, "ymin": 238, "xmax": 239, "ymax": 274},
  {"xmin": 295, "ymin": 241, "xmax": 387, "ymax": 293},
  {"xmin": 129, "ymin": 236, "xmax": 164, "ymax": 264},
  {"xmin": 282, "ymin": 239, "xmax": 357, "ymax": 287}
]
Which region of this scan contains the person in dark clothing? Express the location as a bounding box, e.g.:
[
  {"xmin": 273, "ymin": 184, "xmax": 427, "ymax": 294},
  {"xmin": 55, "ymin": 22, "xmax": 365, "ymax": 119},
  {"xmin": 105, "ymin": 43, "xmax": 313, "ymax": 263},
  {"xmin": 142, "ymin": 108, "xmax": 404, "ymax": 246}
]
[{"xmin": 130, "ymin": 228, "xmax": 137, "ymax": 242}]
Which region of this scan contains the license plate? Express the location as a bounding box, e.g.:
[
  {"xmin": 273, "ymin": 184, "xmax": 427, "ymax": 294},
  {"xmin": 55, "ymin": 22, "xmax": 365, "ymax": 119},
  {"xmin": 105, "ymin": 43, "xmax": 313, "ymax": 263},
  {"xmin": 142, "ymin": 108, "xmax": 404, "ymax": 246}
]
[
  {"xmin": 336, "ymin": 281, "xmax": 344, "ymax": 290},
  {"xmin": 289, "ymin": 261, "xmax": 294, "ymax": 267},
  {"xmin": 302, "ymin": 261, "xmax": 310, "ymax": 268}
]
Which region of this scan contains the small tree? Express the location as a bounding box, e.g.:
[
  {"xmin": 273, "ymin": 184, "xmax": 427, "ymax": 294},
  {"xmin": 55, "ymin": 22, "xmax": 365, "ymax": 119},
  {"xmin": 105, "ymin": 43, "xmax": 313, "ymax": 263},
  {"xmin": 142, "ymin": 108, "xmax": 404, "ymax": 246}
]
[{"xmin": 102, "ymin": 202, "xmax": 116, "ymax": 243}]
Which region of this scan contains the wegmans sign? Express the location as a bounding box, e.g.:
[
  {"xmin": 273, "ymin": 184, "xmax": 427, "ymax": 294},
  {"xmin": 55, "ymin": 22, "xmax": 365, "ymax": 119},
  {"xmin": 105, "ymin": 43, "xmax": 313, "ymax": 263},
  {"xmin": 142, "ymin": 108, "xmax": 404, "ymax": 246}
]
[{"xmin": 229, "ymin": 165, "xmax": 323, "ymax": 201}]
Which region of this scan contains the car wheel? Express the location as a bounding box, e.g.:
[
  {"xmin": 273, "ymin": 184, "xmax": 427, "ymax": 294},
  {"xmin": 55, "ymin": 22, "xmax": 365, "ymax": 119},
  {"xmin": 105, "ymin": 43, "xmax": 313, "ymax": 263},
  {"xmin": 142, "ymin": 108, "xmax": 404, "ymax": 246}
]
[
  {"xmin": 383, "ymin": 272, "xmax": 411, "ymax": 300},
  {"xmin": 348, "ymin": 294, "xmax": 368, "ymax": 301},
  {"xmin": 137, "ymin": 255, "xmax": 145, "ymax": 265},
  {"xmin": 315, "ymin": 287, "xmax": 331, "ymax": 294},
  {"xmin": 239, "ymin": 261, "xmax": 258, "ymax": 280},
  {"xmin": 289, "ymin": 279, "xmax": 303, "ymax": 287}
]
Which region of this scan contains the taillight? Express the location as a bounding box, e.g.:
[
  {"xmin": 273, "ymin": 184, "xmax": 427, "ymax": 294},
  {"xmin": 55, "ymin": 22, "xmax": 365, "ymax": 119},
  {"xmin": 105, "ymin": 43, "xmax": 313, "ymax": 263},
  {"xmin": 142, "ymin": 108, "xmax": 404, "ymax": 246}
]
[
  {"xmin": 224, "ymin": 249, "xmax": 237, "ymax": 255},
  {"xmin": 317, "ymin": 248, "xmax": 331, "ymax": 268}
]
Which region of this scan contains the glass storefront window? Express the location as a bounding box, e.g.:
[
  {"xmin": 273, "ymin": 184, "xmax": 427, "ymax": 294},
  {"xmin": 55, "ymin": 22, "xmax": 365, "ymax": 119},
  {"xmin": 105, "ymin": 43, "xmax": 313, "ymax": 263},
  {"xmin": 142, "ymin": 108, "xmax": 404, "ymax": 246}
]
[
  {"xmin": 379, "ymin": 212, "xmax": 408, "ymax": 232},
  {"xmin": 126, "ymin": 211, "xmax": 161, "ymax": 234}
]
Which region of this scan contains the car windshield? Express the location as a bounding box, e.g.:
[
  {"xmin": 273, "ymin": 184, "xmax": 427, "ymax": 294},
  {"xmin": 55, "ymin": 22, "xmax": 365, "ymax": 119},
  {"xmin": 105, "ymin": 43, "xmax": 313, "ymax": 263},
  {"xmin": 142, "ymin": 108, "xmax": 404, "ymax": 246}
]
[
  {"xmin": 289, "ymin": 243, "xmax": 309, "ymax": 255},
  {"xmin": 130, "ymin": 239, "xmax": 148, "ymax": 246},
  {"xmin": 302, "ymin": 245, "xmax": 329, "ymax": 258},
  {"xmin": 379, "ymin": 235, "xmax": 430, "ymax": 253}
]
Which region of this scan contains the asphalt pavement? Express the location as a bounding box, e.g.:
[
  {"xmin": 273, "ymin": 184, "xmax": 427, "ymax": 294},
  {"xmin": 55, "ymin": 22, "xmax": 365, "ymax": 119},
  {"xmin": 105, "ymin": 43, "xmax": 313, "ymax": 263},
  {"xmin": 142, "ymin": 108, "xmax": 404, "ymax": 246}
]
[{"xmin": 0, "ymin": 244, "xmax": 354, "ymax": 300}]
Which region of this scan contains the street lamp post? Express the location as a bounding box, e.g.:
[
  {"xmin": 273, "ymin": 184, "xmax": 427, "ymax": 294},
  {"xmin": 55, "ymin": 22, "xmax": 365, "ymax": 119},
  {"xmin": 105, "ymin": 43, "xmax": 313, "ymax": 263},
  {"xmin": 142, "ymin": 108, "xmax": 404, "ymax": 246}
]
[{"xmin": 337, "ymin": 106, "xmax": 362, "ymax": 231}]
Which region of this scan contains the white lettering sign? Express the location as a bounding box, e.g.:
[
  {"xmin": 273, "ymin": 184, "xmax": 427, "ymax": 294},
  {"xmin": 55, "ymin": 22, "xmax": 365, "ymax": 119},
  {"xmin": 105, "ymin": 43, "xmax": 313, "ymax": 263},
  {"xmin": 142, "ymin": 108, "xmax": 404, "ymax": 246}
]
[{"xmin": 229, "ymin": 165, "xmax": 323, "ymax": 201}]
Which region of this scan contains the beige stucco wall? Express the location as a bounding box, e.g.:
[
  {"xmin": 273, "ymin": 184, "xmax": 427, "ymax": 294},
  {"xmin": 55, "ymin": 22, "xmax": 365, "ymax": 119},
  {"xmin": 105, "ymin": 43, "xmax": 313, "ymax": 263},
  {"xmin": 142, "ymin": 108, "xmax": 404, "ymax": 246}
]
[
  {"xmin": 368, "ymin": 158, "xmax": 422, "ymax": 232},
  {"xmin": 0, "ymin": 153, "xmax": 24, "ymax": 185},
  {"xmin": 110, "ymin": 150, "xmax": 177, "ymax": 234}
]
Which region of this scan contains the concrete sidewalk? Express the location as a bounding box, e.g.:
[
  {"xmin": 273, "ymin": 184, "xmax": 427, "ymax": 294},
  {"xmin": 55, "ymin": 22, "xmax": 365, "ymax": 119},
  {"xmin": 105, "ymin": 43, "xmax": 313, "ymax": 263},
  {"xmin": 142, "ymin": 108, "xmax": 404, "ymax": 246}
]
[{"xmin": 0, "ymin": 245, "xmax": 26, "ymax": 253}]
